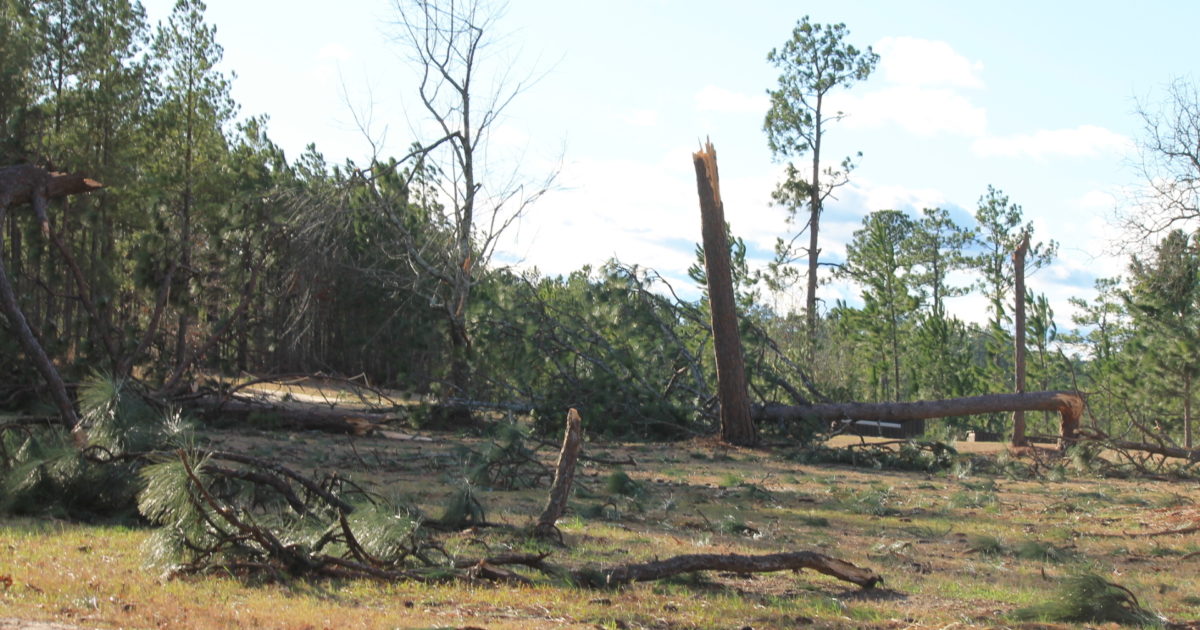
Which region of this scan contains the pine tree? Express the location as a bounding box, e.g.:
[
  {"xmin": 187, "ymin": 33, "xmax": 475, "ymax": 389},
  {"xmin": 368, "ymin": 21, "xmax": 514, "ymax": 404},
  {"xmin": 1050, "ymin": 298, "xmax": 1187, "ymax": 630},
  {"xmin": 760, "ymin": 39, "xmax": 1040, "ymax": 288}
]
[
  {"xmin": 840, "ymin": 210, "xmax": 917, "ymax": 402},
  {"xmin": 972, "ymin": 186, "xmax": 1057, "ymax": 393},
  {"xmin": 1125, "ymin": 230, "xmax": 1200, "ymax": 448},
  {"xmin": 149, "ymin": 0, "xmax": 236, "ymax": 388}
]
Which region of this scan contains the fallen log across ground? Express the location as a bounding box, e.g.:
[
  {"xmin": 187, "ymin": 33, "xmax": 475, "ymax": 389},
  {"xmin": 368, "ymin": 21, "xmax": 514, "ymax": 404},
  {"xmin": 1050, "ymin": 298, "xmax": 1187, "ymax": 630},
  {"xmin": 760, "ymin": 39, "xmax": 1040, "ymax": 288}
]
[
  {"xmin": 186, "ymin": 395, "xmax": 401, "ymax": 435},
  {"xmin": 754, "ymin": 391, "xmax": 1086, "ymax": 443},
  {"xmin": 572, "ymin": 550, "xmax": 881, "ymax": 588}
]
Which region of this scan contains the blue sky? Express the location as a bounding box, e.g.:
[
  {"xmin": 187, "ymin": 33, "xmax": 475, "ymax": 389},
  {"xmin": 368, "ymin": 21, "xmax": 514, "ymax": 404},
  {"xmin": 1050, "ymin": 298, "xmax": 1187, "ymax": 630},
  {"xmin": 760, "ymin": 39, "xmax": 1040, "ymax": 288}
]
[{"xmin": 140, "ymin": 0, "xmax": 1200, "ymax": 326}]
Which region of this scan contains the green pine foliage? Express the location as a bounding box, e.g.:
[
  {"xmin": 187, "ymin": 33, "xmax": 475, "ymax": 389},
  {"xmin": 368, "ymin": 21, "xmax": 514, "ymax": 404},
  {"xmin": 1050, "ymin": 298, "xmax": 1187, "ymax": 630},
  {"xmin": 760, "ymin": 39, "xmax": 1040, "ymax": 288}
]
[
  {"xmin": 1014, "ymin": 573, "xmax": 1160, "ymax": 626},
  {"xmin": 1, "ymin": 374, "xmax": 178, "ymax": 519}
]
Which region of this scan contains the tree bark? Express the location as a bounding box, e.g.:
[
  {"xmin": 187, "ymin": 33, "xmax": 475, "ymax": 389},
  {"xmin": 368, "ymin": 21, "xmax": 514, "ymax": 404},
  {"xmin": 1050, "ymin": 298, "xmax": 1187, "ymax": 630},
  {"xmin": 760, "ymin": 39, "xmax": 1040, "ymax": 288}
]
[
  {"xmin": 805, "ymin": 94, "xmax": 824, "ymax": 357},
  {"xmin": 534, "ymin": 408, "xmax": 583, "ymax": 541},
  {"xmin": 0, "ymin": 166, "xmax": 104, "ymax": 445},
  {"xmin": 693, "ymin": 141, "xmax": 756, "ymax": 446},
  {"xmin": 1012, "ymin": 234, "xmax": 1030, "ymax": 447},
  {"xmin": 755, "ymin": 390, "xmax": 1085, "ymax": 442},
  {"xmin": 1185, "ymin": 372, "xmax": 1193, "ymax": 449}
]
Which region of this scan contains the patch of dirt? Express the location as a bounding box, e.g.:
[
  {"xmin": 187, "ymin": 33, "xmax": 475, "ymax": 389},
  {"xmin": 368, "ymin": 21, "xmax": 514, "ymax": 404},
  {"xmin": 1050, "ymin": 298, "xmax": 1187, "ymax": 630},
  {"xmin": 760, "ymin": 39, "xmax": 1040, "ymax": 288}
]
[{"xmin": 0, "ymin": 620, "xmax": 88, "ymax": 630}]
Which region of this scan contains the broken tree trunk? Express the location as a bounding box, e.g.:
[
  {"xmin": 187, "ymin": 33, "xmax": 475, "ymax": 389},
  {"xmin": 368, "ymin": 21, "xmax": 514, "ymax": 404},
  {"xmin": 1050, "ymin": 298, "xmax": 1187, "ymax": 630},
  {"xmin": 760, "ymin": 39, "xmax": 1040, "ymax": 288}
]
[
  {"xmin": 0, "ymin": 166, "xmax": 104, "ymax": 445},
  {"xmin": 534, "ymin": 408, "xmax": 583, "ymax": 541},
  {"xmin": 1012, "ymin": 234, "xmax": 1030, "ymax": 447},
  {"xmin": 693, "ymin": 141, "xmax": 756, "ymax": 446},
  {"xmin": 755, "ymin": 390, "xmax": 1085, "ymax": 443}
]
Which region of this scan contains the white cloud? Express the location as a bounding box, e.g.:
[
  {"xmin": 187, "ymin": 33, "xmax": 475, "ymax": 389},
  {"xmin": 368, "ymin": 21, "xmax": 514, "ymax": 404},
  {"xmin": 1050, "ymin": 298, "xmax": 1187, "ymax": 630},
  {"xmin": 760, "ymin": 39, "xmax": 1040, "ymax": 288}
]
[
  {"xmin": 495, "ymin": 152, "xmax": 701, "ymax": 281},
  {"xmin": 971, "ymin": 125, "xmax": 1132, "ymax": 159},
  {"xmin": 317, "ymin": 43, "xmax": 352, "ymax": 62},
  {"xmin": 833, "ymin": 86, "xmax": 988, "ymax": 137},
  {"xmin": 621, "ymin": 109, "xmax": 660, "ymax": 127},
  {"xmin": 875, "ymin": 36, "xmax": 985, "ymax": 89},
  {"xmin": 488, "ymin": 123, "xmax": 530, "ymax": 149},
  {"xmin": 694, "ymin": 85, "xmax": 769, "ymax": 114},
  {"xmin": 1076, "ymin": 189, "xmax": 1118, "ymax": 210}
]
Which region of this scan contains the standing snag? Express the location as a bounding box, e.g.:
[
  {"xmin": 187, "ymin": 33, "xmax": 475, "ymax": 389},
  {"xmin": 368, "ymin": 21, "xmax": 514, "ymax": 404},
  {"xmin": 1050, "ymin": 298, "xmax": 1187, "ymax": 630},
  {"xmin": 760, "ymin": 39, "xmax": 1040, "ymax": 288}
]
[
  {"xmin": 534, "ymin": 408, "xmax": 583, "ymax": 542},
  {"xmin": 693, "ymin": 141, "xmax": 756, "ymax": 446}
]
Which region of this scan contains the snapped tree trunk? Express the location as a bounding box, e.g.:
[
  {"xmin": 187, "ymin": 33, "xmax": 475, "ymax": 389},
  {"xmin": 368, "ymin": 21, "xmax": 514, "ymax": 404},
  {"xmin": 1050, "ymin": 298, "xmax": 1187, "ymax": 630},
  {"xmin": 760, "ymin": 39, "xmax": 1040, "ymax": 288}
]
[
  {"xmin": 534, "ymin": 408, "xmax": 583, "ymax": 541},
  {"xmin": 756, "ymin": 390, "xmax": 1085, "ymax": 443},
  {"xmin": 693, "ymin": 141, "xmax": 756, "ymax": 446},
  {"xmin": 0, "ymin": 166, "xmax": 104, "ymax": 445},
  {"xmin": 1012, "ymin": 234, "xmax": 1030, "ymax": 447}
]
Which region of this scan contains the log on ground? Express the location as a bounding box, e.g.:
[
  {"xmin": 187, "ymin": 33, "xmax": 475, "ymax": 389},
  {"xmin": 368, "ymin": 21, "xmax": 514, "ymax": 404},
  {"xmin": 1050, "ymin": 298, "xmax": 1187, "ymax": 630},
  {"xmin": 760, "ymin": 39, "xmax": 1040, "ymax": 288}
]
[
  {"xmin": 188, "ymin": 395, "xmax": 400, "ymax": 435},
  {"xmin": 755, "ymin": 390, "xmax": 1085, "ymax": 442},
  {"xmin": 575, "ymin": 551, "xmax": 881, "ymax": 589}
]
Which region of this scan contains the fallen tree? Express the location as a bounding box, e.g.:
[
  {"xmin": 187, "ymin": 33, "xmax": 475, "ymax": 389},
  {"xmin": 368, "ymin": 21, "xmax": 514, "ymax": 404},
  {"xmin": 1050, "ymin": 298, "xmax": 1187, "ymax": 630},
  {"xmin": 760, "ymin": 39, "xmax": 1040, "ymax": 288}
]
[
  {"xmin": 136, "ymin": 407, "xmax": 882, "ymax": 590},
  {"xmin": 186, "ymin": 394, "xmax": 397, "ymax": 435},
  {"xmin": 0, "ymin": 166, "xmax": 104, "ymax": 445},
  {"xmin": 755, "ymin": 390, "xmax": 1086, "ymax": 443}
]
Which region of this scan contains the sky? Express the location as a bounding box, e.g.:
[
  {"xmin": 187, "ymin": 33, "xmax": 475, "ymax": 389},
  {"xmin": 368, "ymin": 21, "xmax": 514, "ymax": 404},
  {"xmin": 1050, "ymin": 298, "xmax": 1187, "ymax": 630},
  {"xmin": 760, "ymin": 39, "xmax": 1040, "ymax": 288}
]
[{"xmin": 140, "ymin": 0, "xmax": 1200, "ymax": 328}]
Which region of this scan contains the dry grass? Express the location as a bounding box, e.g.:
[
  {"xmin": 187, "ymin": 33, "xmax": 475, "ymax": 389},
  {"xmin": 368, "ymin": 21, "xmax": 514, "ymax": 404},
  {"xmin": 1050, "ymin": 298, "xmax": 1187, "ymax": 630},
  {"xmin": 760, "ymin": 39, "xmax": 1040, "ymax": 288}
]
[{"xmin": 3, "ymin": 424, "xmax": 1200, "ymax": 629}]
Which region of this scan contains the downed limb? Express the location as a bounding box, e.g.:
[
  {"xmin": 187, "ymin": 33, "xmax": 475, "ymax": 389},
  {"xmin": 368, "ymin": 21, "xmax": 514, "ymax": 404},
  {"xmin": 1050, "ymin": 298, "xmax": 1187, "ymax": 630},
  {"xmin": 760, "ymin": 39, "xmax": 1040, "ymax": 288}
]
[
  {"xmin": 1076, "ymin": 427, "xmax": 1200, "ymax": 463},
  {"xmin": 574, "ymin": 550, "xmax": 881, "ymax": 589},
  {"xmin": 149, "ymin": 433, "xmax": 882, "ymax": 590},
  {"xmin": 756, "ymin": 391, "xmax": 1086, "ymax": 443}
]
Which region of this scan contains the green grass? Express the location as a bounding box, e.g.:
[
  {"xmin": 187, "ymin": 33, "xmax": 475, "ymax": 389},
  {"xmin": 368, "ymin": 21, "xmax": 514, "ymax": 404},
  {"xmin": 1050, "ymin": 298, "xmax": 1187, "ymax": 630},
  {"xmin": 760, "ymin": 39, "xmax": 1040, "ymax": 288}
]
[{"xmin": 4, "ymin": 429, "xmax": 1200, "ymax": 629}]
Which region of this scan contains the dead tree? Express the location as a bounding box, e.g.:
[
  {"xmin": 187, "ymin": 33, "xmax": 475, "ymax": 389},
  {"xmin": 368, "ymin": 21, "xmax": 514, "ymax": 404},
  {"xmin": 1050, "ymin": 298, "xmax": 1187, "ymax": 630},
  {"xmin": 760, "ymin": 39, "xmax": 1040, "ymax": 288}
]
[
  {"xmin": 0, "ymin": 165, "xmax": 103, "ymax": 444},
  {"xmin": 756, "ymin": 390, "xmax": 1085, "ymax": 443},
  {"xmin": 693, "ymin": 141, "xmax": 756, "ymax": 446},
  {"xmin": 1012, "ymin": 234, "xmax": 1030, "ymax": 446},
  {"xmin": 533, "ymin": 408, "xmax": 583, "ymax": 542}
]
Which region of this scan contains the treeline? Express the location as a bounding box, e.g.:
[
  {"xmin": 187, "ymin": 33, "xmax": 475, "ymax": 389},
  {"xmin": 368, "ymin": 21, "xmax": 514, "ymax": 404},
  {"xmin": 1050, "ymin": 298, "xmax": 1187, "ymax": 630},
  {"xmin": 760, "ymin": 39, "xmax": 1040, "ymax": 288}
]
[{"xmin": 1, "ymin": 1, "xmax": 1198, "ymax": 446}]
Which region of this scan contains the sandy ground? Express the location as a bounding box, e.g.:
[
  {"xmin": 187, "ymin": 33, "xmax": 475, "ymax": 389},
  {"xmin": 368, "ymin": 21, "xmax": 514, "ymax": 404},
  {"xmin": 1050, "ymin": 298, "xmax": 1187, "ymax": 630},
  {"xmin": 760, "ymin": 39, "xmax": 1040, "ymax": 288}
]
[{"xmin": 0, "ymin": 620, "xmax": 87, "ymax": 630}]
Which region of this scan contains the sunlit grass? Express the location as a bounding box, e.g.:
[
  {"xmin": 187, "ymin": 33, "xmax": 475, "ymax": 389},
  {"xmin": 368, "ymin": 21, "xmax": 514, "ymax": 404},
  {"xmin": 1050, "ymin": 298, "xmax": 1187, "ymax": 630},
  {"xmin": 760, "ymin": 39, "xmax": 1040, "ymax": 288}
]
[{"xmin": 3, "ymin": 430, "xmax": 1200, "ymax": 628}]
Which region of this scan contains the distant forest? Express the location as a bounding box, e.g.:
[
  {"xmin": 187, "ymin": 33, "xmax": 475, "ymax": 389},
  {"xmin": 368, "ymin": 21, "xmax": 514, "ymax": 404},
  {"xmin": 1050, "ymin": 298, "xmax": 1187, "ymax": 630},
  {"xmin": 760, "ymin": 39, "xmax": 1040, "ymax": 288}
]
[{"xmin": 3, "ymin": 0, "xmax": 1200, "ymax": 446}]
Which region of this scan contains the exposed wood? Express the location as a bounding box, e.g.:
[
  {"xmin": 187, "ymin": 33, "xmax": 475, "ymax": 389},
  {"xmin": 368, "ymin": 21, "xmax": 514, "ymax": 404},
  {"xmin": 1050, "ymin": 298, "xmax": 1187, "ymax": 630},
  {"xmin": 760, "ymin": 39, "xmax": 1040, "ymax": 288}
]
[
  {"xmin": 0, "ymin": 166, "xmax": 104, "ymax": 445},
  {"xmin": 534, "ymin": 408, "xmax": 583, "ymax": 542},
  {"xmin": 755, "ymin": 390, "xmax": 1085, "ymax": 441},
  {"xmin": 0, "ymin": 165, "xmax": 105, "ymax": 229},
  {"xmin": 692, "ymin": 141, "xmax": 756, "ymax": 446},
  {"xmin": 576, "ymin": 550, "xmax": 881, "ymax": 589},
  {"xmin": 1012, "ymin": 233, "xmax": 1030, "ymax": 447}
]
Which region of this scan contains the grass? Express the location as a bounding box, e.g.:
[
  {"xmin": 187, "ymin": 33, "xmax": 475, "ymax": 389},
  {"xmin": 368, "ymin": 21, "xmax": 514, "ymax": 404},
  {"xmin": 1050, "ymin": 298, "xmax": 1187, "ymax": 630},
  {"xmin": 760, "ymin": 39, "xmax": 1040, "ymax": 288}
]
[{"xmin": 3, "ymin": 430, "xmax": 1200, "ymax": 628}]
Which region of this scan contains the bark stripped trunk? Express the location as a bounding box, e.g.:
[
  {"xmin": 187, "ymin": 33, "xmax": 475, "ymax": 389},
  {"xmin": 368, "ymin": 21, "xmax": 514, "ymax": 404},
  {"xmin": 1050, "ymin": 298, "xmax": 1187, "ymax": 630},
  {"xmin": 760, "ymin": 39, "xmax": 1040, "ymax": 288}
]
[
  {"xmin": 693, "ymin": 141, "xmax": 756, "ymax": 446},
  {"xmin": 1011, "ymin": 234, "xmax": 1030, "ymax": 447},
  {"xmin": 534, "ymin": 408, "xmax": 582, "ymax": 541},
  {"xmin": 0, "ymin": 166, "xmax": 104, "ymax": 444},
  {"xmin": 756, "ymin": 390, "xmax": 1084, "ymax": 443}
]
